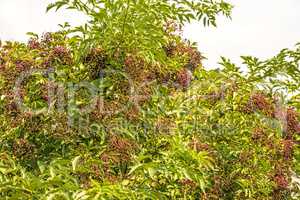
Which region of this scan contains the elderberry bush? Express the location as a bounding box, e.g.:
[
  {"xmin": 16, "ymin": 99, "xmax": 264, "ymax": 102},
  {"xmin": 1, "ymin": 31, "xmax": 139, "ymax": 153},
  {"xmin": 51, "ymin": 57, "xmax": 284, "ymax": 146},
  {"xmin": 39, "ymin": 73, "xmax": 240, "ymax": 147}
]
[{"xmin": 0, "ymin": 1, "xmax": 300, "ymax": 199}]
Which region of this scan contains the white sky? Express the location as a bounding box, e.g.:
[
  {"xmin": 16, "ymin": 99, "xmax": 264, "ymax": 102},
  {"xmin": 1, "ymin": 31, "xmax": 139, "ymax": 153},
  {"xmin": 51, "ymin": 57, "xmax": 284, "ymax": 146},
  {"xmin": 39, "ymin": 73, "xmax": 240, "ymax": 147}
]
[{"xmin": 0, "ymin": 0, "xmax": 299, "ymax": 68}]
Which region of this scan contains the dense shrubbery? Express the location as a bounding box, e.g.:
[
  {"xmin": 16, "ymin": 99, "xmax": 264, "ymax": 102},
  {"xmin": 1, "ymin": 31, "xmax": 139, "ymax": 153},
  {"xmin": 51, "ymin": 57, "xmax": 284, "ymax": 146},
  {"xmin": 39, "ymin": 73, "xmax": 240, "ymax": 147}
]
[{"xmin": 0, "ymin": 0, "xmax": 300, "ymax": 199}]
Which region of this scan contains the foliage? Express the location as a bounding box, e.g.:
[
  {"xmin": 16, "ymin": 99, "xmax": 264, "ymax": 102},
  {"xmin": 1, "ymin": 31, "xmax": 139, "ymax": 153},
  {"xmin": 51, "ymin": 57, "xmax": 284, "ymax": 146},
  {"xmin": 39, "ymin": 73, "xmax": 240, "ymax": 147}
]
[
  {"xmin": 0, "ymin": 0, "xmax": 300, "ymax": 200},
  {"xmin": 46, "ymin": 0, "xmax": 232, "ymax": 64}
]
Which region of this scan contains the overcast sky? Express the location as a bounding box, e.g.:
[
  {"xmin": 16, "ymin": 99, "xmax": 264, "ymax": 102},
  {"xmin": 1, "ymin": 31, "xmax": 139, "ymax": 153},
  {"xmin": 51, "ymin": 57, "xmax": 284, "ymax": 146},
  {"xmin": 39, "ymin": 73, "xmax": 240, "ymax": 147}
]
[{"xmin": 0, "ymin": 0, "xmax": 299, "ymax": 68}]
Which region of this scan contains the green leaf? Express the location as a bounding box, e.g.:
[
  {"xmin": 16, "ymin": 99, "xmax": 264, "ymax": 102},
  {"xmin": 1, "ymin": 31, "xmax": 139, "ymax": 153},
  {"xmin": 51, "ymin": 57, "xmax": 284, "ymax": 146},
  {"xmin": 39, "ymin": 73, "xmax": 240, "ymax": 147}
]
[{"xmin": 72, "ymin": 156, "xmax": 81, "ymax": 172}]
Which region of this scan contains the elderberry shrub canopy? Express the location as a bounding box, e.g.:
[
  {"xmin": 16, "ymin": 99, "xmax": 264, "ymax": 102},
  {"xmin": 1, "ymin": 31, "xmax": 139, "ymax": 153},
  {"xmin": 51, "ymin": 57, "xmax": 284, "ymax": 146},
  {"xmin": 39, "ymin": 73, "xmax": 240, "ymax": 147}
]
[
  {"xmin": 46, "ymin": 0, "xmax": 232, "ymax": 65},
  {"xmin": 0, "ymin": 0, "xmax": 300, "ymax": 199}
]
